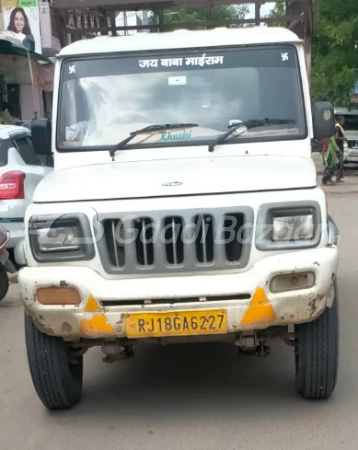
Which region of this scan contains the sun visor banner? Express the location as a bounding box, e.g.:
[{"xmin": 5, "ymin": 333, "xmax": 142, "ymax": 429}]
[{"xmin": 62, "ymin": 46, "xmax": 297, "ymax": 81}]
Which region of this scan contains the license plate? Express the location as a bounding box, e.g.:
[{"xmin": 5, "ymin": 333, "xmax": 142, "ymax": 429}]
[
  {"xmin": 350, "ymin": 150, "xmax": 358, "ymax": 157},
  {"xmin": 125, "ymin": 310, "xmax": 227, "ymax": 338}
]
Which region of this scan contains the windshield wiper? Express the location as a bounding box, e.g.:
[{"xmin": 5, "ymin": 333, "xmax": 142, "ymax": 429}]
[
  {"xmin": 208, "ymin": 119, "xmax": 296, "ymax": 153},
  {"xmin": 109, "ymin": 123, "xmax": 198, "ymax": 160}
]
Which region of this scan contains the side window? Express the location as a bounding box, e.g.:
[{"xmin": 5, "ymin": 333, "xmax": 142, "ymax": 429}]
[{"xmin": 13, "ymin": 136, "xmax": 42, "ymax": 166}]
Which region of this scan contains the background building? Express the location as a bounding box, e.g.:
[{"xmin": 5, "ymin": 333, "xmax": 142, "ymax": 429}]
[
  {"xmin": 0, "ymin": 0, "xmax": 56, "ymax": 121},
  {"xmin": 351, "ymin": 81, "xmax": 358, "ymax": 104},
  {"xmin": 0, "ymin": 0, "xmax": 313, "ymax": 122}
]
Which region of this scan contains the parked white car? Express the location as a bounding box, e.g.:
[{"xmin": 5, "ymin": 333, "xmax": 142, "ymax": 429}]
[
  {"xmin": 0, "ymin": 124, "xmax": 52, "ymax": 268},
  {"xmin": 334, "ymin": 108, "xmax": 358, "ymax": 164}
]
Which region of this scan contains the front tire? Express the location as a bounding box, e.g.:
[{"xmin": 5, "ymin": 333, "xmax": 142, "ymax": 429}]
[
  {"xmin": 25, "ymin": 314, "xmax": 83, "ymax": 410},
  {"xmin": 295, "ymin": 282, "xmax": 339, "ymax": 400}
]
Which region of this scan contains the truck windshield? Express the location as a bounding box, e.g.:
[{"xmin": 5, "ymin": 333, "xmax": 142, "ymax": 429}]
[{"xmin": 57, "ymin": 45, "xmax": 306, "ymax": 150}]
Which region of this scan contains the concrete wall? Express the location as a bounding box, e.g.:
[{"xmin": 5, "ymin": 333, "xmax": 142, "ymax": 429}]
[{"xmin": 20, "ymin": 85, "xmax": 44, "ymax": 120}]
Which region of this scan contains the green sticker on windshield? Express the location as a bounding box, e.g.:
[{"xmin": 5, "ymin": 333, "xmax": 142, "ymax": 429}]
[{"xmin": 160, "ymin": 130, "xmax": 192, "ymax": 142}]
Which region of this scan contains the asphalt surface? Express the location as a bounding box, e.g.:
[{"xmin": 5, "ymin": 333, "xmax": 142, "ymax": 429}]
[{"xmin": 0, "ymin": 191, "xmax": 357, "ymax": 450}]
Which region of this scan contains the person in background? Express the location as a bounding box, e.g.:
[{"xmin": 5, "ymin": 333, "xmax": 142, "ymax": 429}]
[
  {"xmin": 322, "ymin": 135, "xmax": 340, "ymax": 185},
  {"xmin": 334, "ymin": 115, "xmax": 347, "ymax": 182}
]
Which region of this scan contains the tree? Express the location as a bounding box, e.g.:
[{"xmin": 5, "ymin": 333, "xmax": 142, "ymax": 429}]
[
  {"xmin": 149, "ymin": 5, "xmax": 249, "ymax": 28},
  {"xmin": 311, "ymin": 0, "xmax": 358, "ymax": 106},
  {"xmin": 266, "ymin": 2, "xmax": 286, "ymax": 27}
]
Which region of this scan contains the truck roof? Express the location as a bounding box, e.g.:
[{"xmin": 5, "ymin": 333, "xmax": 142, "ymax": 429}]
[{"xmin": 58, "ymin": 27, "xmax": 301, "ymax": 58}]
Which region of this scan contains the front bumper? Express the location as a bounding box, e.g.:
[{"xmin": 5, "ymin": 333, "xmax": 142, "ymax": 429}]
[
  {"xmin": 344, "ymin": 149, "xmax": 358, "ymax": 163},
  {"xmin": 19, "ymin": 246, "xmax": 339, "ymax": 340}
]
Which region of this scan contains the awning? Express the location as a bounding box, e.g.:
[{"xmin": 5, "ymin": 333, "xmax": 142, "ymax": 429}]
[
  {"xmin": 0, "ymin": 36, "xmax": 54, "ymax": 91},
  {"xmin": 0, "ymin": 38, "xmax": 51, "ymax": 63}
]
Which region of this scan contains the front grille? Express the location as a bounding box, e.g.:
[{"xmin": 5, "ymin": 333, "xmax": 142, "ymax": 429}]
[
  {"xmin": 99, "ymin": 207, "xmax": 253, "ymax": 275},
  {"xmin": 348, "ymin": 140, "xmax": 358, "ymax": 149}
]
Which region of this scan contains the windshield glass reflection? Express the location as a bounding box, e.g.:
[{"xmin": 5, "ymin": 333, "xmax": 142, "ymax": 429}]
[{"xmin": 58, "ymin": 46, "xmax": 306, "ymax": 149}]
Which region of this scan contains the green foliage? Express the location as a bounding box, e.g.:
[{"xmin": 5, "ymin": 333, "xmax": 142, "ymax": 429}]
[
  {"xmin": 266, "ymin": 2, "xmax": 286, "ymax": 27},
  {"xmin": 147, "ymin": 1, "xmax": 358, "ymax": 106},
  {"xmin": 149, "ymin": 5, "xmax": 249, "ymax": 28},
  {"xmin": 311, "ymin": 0, "xmax": 358, "ymax": 106}
]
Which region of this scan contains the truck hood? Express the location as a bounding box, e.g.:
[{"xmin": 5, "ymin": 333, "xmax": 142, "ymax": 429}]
[{"xmin": 34, "ymin": 155, "xmax": 317, "ymax": 203}]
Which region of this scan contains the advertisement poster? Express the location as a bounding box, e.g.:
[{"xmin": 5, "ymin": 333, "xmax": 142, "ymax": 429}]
[{"xmin": 0, "ymin": 0, "xmax": 41, "ymax": 53}]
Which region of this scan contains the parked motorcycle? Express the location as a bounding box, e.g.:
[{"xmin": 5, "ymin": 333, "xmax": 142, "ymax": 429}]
[{"xmin": 0, "ymin": 225, "xmax": 16, "ymax": 302}]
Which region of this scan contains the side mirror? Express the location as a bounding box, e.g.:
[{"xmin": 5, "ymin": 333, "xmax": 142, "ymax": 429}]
[
  {"xmin": 312, "ymin": 102, "xmax": 335, "ymax": 140},
  {"xmin": 31, "ymin": 119, "xmax": 52, "ymax": 156}
]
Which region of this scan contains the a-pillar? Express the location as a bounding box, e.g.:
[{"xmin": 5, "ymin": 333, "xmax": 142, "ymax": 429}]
[{"xmin": 157, "ymin": 9, "xmax": 164, "ymax": 32}]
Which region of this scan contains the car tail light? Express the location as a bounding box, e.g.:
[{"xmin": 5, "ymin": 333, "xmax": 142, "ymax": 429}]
[{"xmin": 0, "ymin": 171, "xmax": 26, "ymax": 200}]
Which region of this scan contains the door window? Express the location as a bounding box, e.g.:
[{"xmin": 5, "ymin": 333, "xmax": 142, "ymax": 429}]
[{"xmin": 13, "ymin": 136, "xmax": 42, "ymax": 166}]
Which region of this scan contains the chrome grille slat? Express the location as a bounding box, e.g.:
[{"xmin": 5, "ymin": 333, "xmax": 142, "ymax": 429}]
[
  {"xmin": 153, "ymin": 218, "xmax": 167, "ymax": 272},
  {"xmin": 111, "ymin": 220, "xmax": 120, "ymax": 267},
  {"xmin": 171, "ymin": 218, "xmax": 178, "ymax": 265},
  {"xmin": 141, "ymin": 218, "xmax": 149, "ymax": 266},
  {"xmin": 181, "ymin": 214, "xmax": 197, "ymax": 270},
  {"xmin": 164, "ymin": 216, "xmax": 184, "ymax": 267},
  {"xmin": 201, "ymin": 215, "xmax": 208, "ymax": 264},
  {"xmin": 122, "ymin": 219, "xmax": 138, "ymax": 270},
  {"xmin": 195, "ymin": 214, "xmax": 214, "ymax": 264},
  {"xmin": 134, "ymin": 217, "xmax": 154, "ymax": 267},
  {"xmin": 213, "ymin": 215, "xmax": 227, "ymax": 264},
  {"xmin": 224, "ymin": 213, "xmax": 245, "ymax": 262},
  {"xmin": 99, "ymin": 207, "xmax": 253, "ymax": 275}
]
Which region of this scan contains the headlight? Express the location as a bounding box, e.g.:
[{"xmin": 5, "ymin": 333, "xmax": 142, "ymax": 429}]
[
  {"xmin": 255, "ymin": 203, "xmax": 321, "ymax": 251},
  {"xmin": 272, "ymin": 213, "xmax": 314, "ymax": 242},
  {"xmin": 37, "ymin": 223, "xmax": 82, "ymax": 253},
  {"xmin": 29, "ymin": 214, "xmax": 95, "ymax": 262}
]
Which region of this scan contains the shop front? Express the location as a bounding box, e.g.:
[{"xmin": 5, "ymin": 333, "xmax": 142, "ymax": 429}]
[{"xmin": 0, "ymin": 0, "xmax": 54, "ymax": 122}]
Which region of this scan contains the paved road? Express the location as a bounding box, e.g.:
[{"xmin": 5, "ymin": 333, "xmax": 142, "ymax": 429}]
[
  {"xmin": 312, "ymin": 151, "xmax": 358, "ymax": 177},
  {"xmin": 0, "ymin": 193, "xmax": 357, "ymax": 450}
]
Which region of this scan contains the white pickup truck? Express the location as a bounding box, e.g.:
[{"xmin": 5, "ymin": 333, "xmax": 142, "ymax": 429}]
[{"xmin": 19, "ymin": 27, "xmax": 339, "ymax": 410}]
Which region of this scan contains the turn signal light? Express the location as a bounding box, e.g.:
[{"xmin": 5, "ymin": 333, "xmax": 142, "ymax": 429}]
[
  {"xmin": 37, "ymin": 288, "xmax": 81, "ymax": 305},
  {"xmin": 270, "ymin": 272, "xmax": 315, "ymax": 293}
]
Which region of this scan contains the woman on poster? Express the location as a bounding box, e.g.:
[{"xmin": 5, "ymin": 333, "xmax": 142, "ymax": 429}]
[{"xmin": 7, "ymin": 7, "xmax": 35, "ymax": 51}]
